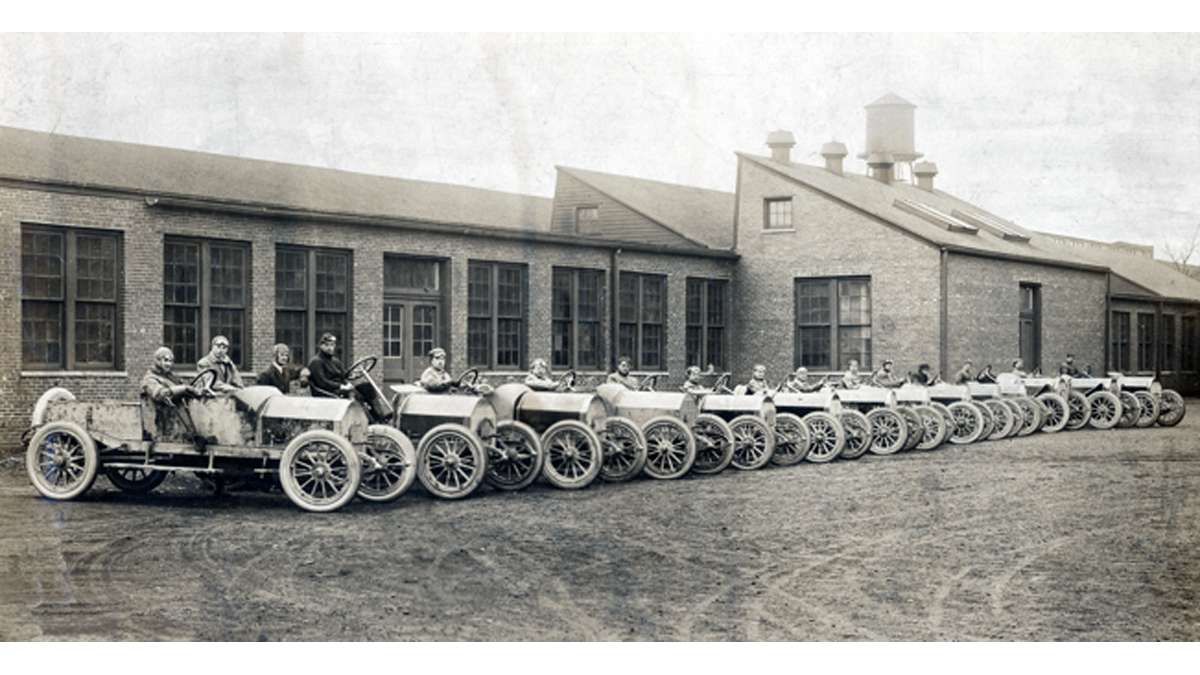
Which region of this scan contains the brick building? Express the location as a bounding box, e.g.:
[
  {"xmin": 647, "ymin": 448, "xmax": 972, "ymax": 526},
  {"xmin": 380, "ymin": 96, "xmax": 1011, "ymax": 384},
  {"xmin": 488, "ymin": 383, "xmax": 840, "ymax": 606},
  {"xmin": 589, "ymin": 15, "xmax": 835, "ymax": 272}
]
[{"xmin": 2, "ymin": 93, "xmax": 1197, "ymax": 448}]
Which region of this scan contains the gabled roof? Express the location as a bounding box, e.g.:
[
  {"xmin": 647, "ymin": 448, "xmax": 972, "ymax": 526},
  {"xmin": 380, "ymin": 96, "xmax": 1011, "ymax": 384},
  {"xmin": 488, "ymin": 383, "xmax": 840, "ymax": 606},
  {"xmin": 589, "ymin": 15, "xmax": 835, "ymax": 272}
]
[
  {"xmin": 556, "ymin": 166, "xmax": 735, "ymax": 249},
  {"xmin": 1032, "ymin": 231, "xmax": 1200, "ymax": 302},
  {"xmin": 0, "ymin": 125, "xmax": 553, "ymax": 232}
]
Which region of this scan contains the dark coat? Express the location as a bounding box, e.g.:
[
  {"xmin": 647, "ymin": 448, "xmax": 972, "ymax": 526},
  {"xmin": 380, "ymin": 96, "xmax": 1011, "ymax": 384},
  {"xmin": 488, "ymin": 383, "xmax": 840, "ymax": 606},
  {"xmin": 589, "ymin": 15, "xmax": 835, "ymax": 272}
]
[
  {"xmin": 257, "ymin": 363, "xmax": 303, "ymax": 394},
  {"xmin": 307, "ymin": 352, "xmax": 348, "ymax": 398}
]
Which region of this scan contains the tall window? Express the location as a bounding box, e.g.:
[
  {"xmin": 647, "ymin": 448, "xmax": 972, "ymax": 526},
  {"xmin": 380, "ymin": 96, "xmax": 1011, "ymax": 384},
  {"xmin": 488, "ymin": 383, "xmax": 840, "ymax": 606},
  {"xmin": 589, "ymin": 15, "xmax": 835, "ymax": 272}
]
[
  {"xmin": 1136, "ymin": 313, "xmax": 1155, "ymax": 372},
  {"xmin": 163, "ymin": 238, "xmax": 250, "ymax": 367},
  {"xmin": 686, "ymin": 278, "xmax": 728, "ymax": 370},
  {"xmin": 275, "ymin": 246, "xmax": 351, "ymax": 365},
  {"xmin": 1110, "ymin": 311, "xmax": 1131, "ymax": 372},
  {"xmin": 618, "ymin": 272, "xmax": 666, "ymax": 370},
  {"xmin": 1161, "ymin": 314, "xmax": 1176, "ymax": 371},
  {"xmin": 1183, "ymin": 316, "xmax": 1198, "ymax": 372},
  {"xmin": 21, "ymin": 225, "xmax": 121, "ymax": 370},
  {"xmin": 794, "ymin": 277, "xmax": 872, "ymax": 369},
  {"xmin": 468, "ymin": 261, "xmax": 527, "ymax": 369},
  {"xmin": 764, "ymin": 197, "xmax": 793, "ymax": 229},
  {"xmin": 552, "ymin": 268, "xmax": 603, "ymax": 370},
  {"xmin": 574, "ymin": 206, "xmax": 599, "ymax": 233}
]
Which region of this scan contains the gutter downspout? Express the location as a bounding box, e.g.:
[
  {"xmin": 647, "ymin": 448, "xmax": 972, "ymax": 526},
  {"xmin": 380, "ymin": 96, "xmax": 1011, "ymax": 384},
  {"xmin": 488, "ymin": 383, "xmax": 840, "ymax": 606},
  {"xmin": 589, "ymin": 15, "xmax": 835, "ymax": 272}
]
[
  {"xmin": 611, "ymin": 248, "xmax": 622, "ymax": 370},
  {"xmin": 1104, "ymin": 272, "xmax": 1112, "ymax": 372},
  {"xmin": 939, "ymin": 247, "xmax": 949, "ymax": 377},
  {"xmin": 1156, "ymin": 300, "xmax": 1165, "ymax": 380}
]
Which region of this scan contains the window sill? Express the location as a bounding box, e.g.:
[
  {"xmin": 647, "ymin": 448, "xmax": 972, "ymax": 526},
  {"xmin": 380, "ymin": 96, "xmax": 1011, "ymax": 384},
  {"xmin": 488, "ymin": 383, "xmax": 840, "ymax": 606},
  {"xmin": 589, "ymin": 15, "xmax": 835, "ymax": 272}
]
[
  {"xmin": 22, "ymin": 371, "xmax": 128, "ymax": 378},
  {"xmin": 762, "ymin": 228, "xmax": 796, "ymax": 234}
]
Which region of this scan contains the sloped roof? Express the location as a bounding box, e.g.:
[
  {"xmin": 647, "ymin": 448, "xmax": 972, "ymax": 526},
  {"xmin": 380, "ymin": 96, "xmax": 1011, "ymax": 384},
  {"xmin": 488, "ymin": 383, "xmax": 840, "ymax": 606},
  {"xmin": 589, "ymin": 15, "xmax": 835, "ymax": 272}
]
[
  {"xmin": 1032, "ymin": 231, "xmax": 1200, "ymax": 301},
  {"xmin": 0, "ymin": 125, "xmax": 552, "ymax": 232},
  {"xmin": 556, "ymin": 166, "xmax": 735, "ymax": 249},
  {"xmin": 867, "ymin": 92, "xmax": 917, "ymax": 107}
]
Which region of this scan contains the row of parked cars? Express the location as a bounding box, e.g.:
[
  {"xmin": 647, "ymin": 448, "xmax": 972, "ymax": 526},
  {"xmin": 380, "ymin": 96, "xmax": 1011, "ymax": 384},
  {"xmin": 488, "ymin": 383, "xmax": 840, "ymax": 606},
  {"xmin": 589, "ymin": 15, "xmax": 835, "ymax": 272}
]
[{"xmin": 23, "ymin": 357, "xmax": 1186, "ymax": 512}]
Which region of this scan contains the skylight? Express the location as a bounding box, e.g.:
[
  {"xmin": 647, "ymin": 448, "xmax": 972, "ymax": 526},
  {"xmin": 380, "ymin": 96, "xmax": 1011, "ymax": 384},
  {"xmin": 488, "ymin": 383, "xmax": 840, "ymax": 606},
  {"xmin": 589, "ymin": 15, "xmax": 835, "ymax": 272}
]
[
  {"xmin": 893, "ymin": 199, "xmax": 978, "ymax": 234},
  {"xmin": 951, "ymin": 209, "xmax": 1031, "ymax": 242}
]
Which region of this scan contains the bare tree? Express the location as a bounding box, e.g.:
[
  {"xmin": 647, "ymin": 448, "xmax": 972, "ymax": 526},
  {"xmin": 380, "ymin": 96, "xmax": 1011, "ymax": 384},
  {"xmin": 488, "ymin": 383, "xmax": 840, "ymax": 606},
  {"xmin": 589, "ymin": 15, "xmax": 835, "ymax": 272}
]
[{"xmin": 1163, "ymin": 224, "xmax": 1200, "ymax": 280}]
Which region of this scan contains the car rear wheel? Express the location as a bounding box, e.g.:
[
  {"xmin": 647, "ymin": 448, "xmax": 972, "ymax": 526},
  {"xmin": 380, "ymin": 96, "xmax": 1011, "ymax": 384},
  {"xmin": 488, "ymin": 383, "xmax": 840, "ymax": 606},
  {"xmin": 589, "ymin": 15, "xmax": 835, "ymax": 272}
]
[
  {"xmin": 27, "ymin": 421, "xmax": 99, "ymax": 501},
  {"xmin": 1116, "ymin": 391, "xmax": 1140, "ymax": 428},
  {"xmin": 985, "ymin": 400, "xmax": 1016, "ymax": 440},
  {"xmin": 729, "ymin": 415, "xmax": 775, "ymax": 470},
  {"xmin": 1014, "ymin": 397, "xmax": 1043, "ymax": 436},
  {"xmin": 1064, "ymin": 391, "xmax": 1091, "ymax": 430},
  {"xmin": 866, "ymin": 408, "xmax": 908, "ymax": 455},
  {"xmin": 1158, "ymin": 390, "xmax": 1186, "ymax": 427},
  {"xmin": 280, "ymin": 429, "xmax": 362, "ymax": 512},
  {"xmin": 106, "ymin": 466, "xmax": 169, "ymax": 494},
  {"xmin": 914, "ymin": 405, "xmax": 948, "ymax": 450},
  {"xmin": 486, "ymin": 421, "xmax": 544, "ymax": 491},
  {"xmin": 357, "ymin": 424, "xmax": 417, "ymax": 502},
  {"xmin": 541, "ymin": 420, "xmax": 603, "ymax": 489},
  {"xmin": 803, "ymin": 412, "xmax": 845, "ymax": 462},
  {"xmin": 837, "ymin": 410, "xmax": 873, "ymax": 459},
  {"xmin": 641, "ymin": 417, "xmax": 696, "ymax": 480},
  {"xmin": 417, "ymin": 424, "xmax": 487, "ymax": 500},
  {"xmin": 599, "ymin": 416, "xmax": 647, "ymax": 482},
  {"xmin": 1086, "ymin": 392, "xmax": 1121, "ymax": 431},
  {"xmin": 769, "ymin": 413, "xmax": 809, "ymax": 467},
  {"xmin": 1133, "ymin": 392, "xmax": 1160, "ymax": 428},
  {"xmin": 947, "ymin": 402, "xmax": 984, "ymax": 444},
  {"xmin": 690, "ymin": 414, "xmax": 734, "ymax": 475},
  {"xmin": 1037, "ymin": 394, "xmax": 1069, "ymax": 433}
]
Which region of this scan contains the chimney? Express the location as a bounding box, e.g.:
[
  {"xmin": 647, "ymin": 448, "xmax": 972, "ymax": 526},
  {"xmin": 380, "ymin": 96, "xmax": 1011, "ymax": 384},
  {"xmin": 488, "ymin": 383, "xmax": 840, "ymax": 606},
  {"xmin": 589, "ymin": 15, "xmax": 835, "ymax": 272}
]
[
  {"xmin": 820, "ymin": 141, "xmax": 848, "ymax": 176},
  {"xmin": 914, "ymin": 161, "xmax": 938, "ymax": 191},
  {"xmin": 866, "ymin": 152, "xmax": 895, "ymax": 184},
  {"xmin": 766, "ymin": 129, "xmax": 796, "ymax": 163}
]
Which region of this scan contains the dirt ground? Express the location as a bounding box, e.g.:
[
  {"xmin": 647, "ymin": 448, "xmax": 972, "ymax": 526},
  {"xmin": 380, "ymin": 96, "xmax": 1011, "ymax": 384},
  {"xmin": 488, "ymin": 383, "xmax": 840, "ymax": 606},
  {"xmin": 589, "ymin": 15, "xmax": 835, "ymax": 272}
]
[{"xmin": 1, "ymin": 409, "xmax": 1198, "ymax": 642}]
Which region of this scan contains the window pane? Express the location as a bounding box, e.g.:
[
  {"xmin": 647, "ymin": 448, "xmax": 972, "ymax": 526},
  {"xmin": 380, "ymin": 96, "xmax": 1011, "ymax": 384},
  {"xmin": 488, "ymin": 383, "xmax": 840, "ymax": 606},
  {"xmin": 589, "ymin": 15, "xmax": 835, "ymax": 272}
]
[
  {"xmin": 706, "ymin": 326, "xmax": 725, "ymax": 370},
  {"xmin": 577, "ymin": 271, "xmax": 600, "ymax": 322},
  {"xmin": 22, "ymin": 231, "xmax": 64, "ymax": 300},
  {"xmin": 798, "ymin": 326, "xmax": 830, "ymax": 368},
  {"xmin": 384, "ymin": 258, "xmax": 439, "ymax": 293},
  {"xmin": 838, "ymin": 279, "xmax": 871, "ymax": 326},
  {"xmin": 468, "ymin": 317, "xmax": 491, "ymax": 367},
  {"xmin": 686, "ymin": 279, "xmax": 703, "ymax": 326},
  {"xmin": 21, "ymin": 300, "xmax": 63, "ymax": 366},
  {"xmin": 164, "ymin": 305, "xmax": 200, "ymax": 365},
  {"xmin": 552, "ymin": 321, "xmax": 572, "ymax": 369},
  {"xmin": 641, "ymin": 324, "xmax": 662, "ymax": 370},
  {"xmin": 315, "ymin": 252, "xmax": 348, "ymax": 311},
  {"xmin": 210, "ymin": 308, "xmax": 245, "ymax": 367},
  {"xmin": 276, "ymin": 249, "xmax": 307, "ymax": 310},
  {"xmin": 1182, "ymin": 316, "xmax": 1197, "ymax": 372},
  {"xmin": 412, "ymin": 306, "xmax": 436, "ymax": 359},
  {"xmin": 75, "ymin": 234, "xmax": 118, "ymax": 302},
  {"xmin": 706, "ymin": 281, "xmax": 725, "ymax": 327},
  {"xmin": 578, "ymin": 322, "xmax": 599, "ymax": 369},
  {"xmin": 552, "ymin": 270, "xmax": 572, "ymax": 321},
  {"xmin": 767, "ymin": 199, "xmax": 792, "ymax": 228},
  {"xmin": 497, "ymin": 318, "xmax": 522, "ymax": 367},
  {"xmin": 497, "ymin": 267, "xmax": 523, "ymax": 318},
  {"xmin": 641, "ymin": 276, "xmax": 664, "ymax": 323},
  {"xmin": 618, "ymin": 274, "xmax": 638, "ymax": 322},
  {"xmin": 210, "ymin": 245, "xmax": 246, "ymax": 308},
  {"xmin": 315, "ymin": 312, "xmax": 347, "ymax": 358},
  {"xmin": 838, "ymin": 326, "xmax": 872, "ymax": 369},
  {"xmin": 1137, "ymin": 314, "xmax": 1155, "ymax": 371},
  {"xmin": 1162, "ymin": 315, "xmax": 1176, "ymax": 370},
  {"xmin": 686, "ymin": 326, "xmax": 702, "ymax": 368},
  {"xmin": 276, "ymin": 311, "xmax": 307, "ymax": 366},
  {"xmin": 75, "ymin": 302, "xmax": 115, "ymax": 365},
  {"xmin": 383, "ymin": 305, "xmax": 404, "ymax": 358},
  {"xmin": 618, "ymin": 324, "xmax": 637, "ymax": 364},
  {"xmin": 468, "ymin": 264, "xmax": 492, "ymax": 317},
  {"xmin": 164, "ymin": 241, "xmax": 200, "ymax": 306},
  {"xmin": 796, "ymin": 281, "xmax": 831, "ymax": 324},
  {"xmin": 1111, "ymin": 312, "xmax": 1130, "ymax": 372}
]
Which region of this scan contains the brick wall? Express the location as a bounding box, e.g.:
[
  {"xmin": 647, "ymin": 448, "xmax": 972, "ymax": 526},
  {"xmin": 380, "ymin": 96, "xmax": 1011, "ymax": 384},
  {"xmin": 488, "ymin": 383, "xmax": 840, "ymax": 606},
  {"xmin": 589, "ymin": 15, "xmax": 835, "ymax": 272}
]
[{"xmin": 0, "ymin": 184, "xmax": 735, "ymax": 452}]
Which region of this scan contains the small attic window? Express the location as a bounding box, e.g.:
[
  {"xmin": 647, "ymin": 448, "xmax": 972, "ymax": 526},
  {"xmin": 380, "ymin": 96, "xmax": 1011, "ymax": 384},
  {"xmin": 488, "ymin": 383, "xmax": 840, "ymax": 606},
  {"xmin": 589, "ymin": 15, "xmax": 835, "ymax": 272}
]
[
  {"xmin": 574, "ymin": 205, "xmax": 599, "ymax": 232},
  {"xmin": 764, "ymin": 197, "xmax": 793, "ymax": 229},
  {"xmin": 951, "ymin": 209, "xmax": 1031, "ymax": 242},
  {"xmin": 894, "ymin": 199, "xmax": 978, "ymax": 234}
]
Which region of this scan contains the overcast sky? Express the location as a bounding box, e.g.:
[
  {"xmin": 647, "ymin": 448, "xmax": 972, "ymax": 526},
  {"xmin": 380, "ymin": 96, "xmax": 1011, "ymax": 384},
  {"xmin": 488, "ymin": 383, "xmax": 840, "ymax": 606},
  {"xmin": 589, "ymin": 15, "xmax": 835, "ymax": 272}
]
[{"xmin": 2, "ymin": 33, "xmax": 1198, "ymax": 258}]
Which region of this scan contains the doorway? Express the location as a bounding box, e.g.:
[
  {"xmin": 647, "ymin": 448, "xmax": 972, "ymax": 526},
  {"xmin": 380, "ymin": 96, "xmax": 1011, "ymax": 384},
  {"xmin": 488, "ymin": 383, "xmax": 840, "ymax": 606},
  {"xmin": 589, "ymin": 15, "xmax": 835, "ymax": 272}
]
[
  {"xmin": 383, "ymin": 256, "xmax": 445, "ymax": 384},
  {"xmin": 1018, "ymin": 283, "xmax": 1041, "ymax": 371}
]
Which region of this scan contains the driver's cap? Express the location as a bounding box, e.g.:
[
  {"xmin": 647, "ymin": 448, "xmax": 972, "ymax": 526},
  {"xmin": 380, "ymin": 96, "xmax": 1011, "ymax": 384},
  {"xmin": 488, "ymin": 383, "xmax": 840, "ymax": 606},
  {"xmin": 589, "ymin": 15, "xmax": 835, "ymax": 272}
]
[{"xmin": 429, "ymin": 347, "xmax": 446, "ymax": 358}]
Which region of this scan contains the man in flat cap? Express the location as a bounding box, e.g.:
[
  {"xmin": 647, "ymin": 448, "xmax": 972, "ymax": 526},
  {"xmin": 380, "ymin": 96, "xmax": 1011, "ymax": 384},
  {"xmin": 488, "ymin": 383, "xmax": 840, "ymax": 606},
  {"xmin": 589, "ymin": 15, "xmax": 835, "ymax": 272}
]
[{"xmin": 196, "ymin": 335, "xmax": 243, "ymax": 393}]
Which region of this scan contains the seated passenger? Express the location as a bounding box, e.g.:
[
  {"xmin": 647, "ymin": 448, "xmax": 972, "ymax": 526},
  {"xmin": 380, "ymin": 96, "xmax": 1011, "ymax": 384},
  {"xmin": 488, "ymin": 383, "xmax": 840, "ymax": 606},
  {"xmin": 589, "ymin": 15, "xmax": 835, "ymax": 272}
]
[
  {"xmin": 418, "ymin": 347, "xmax": 454, "ymax": 392},
  {"xmin": 1009, "ymin": 358, "xmax": 1028, "ymax": 379},
  {"xmin": 744, "ymin": 364, "xmax": 769, "ymax": 395},
  {"xmin": 525, "ymin": 358, "xmax": 572, "ymax": 392},
  {"xmin": 257, "ymin": 343, "xmax": 309, "ymax": 394},
  {"xmin": 910, "ymin": 363, "xmax": 935, "ymax": 386},
  {"xmin": 976, "ymin": 364, "xmax": 997, "ymax": 384},
  {"xmin": 1058, "ymin": 353, "xmax": 1081, "ymax": 377},
  {"xmin": 680, "ymin": 365, "xmax": 712, "ymax": 394},
  {"xmin": 196, "ymin": 335, "xmax": 243, "ymax": 393},
  {"xmin": 784, "ymin": 366, "xmax": 826, "ymax": 393},
  {"xmin": 840, "ymin": 359, "xmax": 863, "ymax": 389},
  {"xmin": 606, "ymin": 356, "xmax": 640, "ymax": 390},
  {"xmin": 953, "ymin": 359, "xmax": 975, "ymax": 385},
  {"xmin": 870, "ymin": 359, "xmax": 905, "ymax": 388}
]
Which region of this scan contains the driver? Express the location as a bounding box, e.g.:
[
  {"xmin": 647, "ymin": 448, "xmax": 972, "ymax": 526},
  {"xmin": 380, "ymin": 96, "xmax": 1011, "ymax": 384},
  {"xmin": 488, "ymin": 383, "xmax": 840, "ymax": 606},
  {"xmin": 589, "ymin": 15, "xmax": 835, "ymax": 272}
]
[
  {"xmin": 841, "ymin": 359, "xmax": 863, "ymax": 389},
  {"xmin": 525, "ymin": 358, "xmax": 572, "ymax": 392},
  {"xmin": 680, "ymin": 365, "xmax": 712, "ymax": 393},
  {"xmin": 1059, "ymin": 353, "xmax": 1082, "ymax": 377},
  {"xmin": 196, "ymin": 335, "xmax": 243, "ymax": 393},
  {"xmin": 142, "ymin": 346, "xmax": 204, "ymax": 403},
  {"xmin": 1009, "ymin": 358, "xmax": 1028, "ymax": 378},
  {"xmin": 870, "ymin": 359, "xmax": 905, "ymax": 388},
  {"xmin": 308, "ymin": 333, "xmax": 355, "ymax": 398},
  {"xmin": 783, "ymin": 366, "xmax": 826, "ymax": 393},
  {"xmin": 953, "ymin": 359, "xmax": 975, "ymax": 385},
  {"xmin": 976, "ymin": 364, "xmax": 998, "ymax": 384},
  {"xmin": 606, "ymin": 356, "xmax": 640, "ymax": 390},
  {"xmin": 744, "ymin": 364, "xmax": 769, "ymax": 394},
  {"xmin": 910, "ymin": 363, "xmax": 935, "ymax": 386},
  {"xmin": 419, "ymin": 347, "xmax": 492, "ymax": 395}
]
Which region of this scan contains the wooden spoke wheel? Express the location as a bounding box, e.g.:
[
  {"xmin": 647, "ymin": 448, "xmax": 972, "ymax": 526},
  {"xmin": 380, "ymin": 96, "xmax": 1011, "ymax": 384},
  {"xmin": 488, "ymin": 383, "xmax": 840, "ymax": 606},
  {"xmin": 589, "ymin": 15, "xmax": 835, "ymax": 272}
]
[
  {"xmin": 641, "ymin": 416, "xmax": 696, "ymax": 480},
  {"xmin": 729, "ymin": 415, "xmax": 775, "ymax": 470},
  {"xmin": 972, "ymin": 402, "xmax": 996, "ymax": 440},
  {"xmin": 1014, "ymin": 397, "xmax": 1043, "ymax": 437},
  {"xmin": 1036, "ymin": 393, "xmax": 1070, "ymax": 433},
  {"xmin": 486, "ymin": 421, "xmax": 544, "ymax": 492},
  {"xmin": 279, "ymin": 429, "xmax": 362, "ymax": 513},
  {"xmin": 26, "ymin": 421, "xmax": 98, "ymax": 501},
  {"xmin": 1157, "ymin": 390, "xmax": 1186, "ymax": 427},
  {"xmin": 105, "ymin": 466, "xmax": 168, "ymax": 494},
  {"xmin": 947, "ymin": 401, "xmax": 985, "ymax": 444},
  {"xmin": 803, "ymin": 412, "xmax": 845, "ymax": 462},
  {"xmin": 897, "ymin": 407, "xmax": 924, "ymax": 451},
  {"xmin": 417, "ymin": 423, "xmax": 487, "ymax": 500},
  {"xmin": 1133, "ymin": 391, "xmax": 1159, "ymax": 428},
  {"xmin": 1064, "ymin": 390, "xmax": 1091, "ymax": 431},
  {"xmin": 357, "ymin": 424, "xmax": 417, "ymax": 502},
  {"xmin": 690, "ymin": 413, "xmax": 735, "ymax": 475},
  {"xmin": 836, "ymin": 410, "xmax": 873, "ymax": 460},
  {"xmin": 768, "ymin": 413, "xmax": 810, "ymax": 467},
  {"xmin": 1086, "ymin": 391, "xmax": 1122, "ymax": 431},
  {"xmin": 985, "ymin": 400, "xmax": 1016, "ymax": 440},
  {"xmin": 541, "ymin": 420, "xmax": 603, "ymax": 489},
  {"xmin": 914, "ymin": 405, "xmax": 948, "ymax": 450},
  {"xmin": 599, "ymin": 416, "xmax": 647, "ymax": 482},
  {"xmin": 1116, "ymin": 391, "xmax": 1141, "ymax": 428},
  {"xmin": 866, "ymin": 408, "xmax": 908, "ymax": 455}
]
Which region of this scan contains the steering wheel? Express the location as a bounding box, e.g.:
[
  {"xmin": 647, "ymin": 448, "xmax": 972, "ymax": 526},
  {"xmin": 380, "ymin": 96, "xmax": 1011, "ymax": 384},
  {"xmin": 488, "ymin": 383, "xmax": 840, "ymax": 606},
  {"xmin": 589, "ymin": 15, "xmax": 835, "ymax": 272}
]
[
  {"xmin": 190, "ymin": 369, "xmax": 218, "ymax": 397},
  {"xmin": 561, "ymin": 369, "xmax": 577, "ymax": 390},
  {"xmin": 713, "ymin": 372, "xmax": 732, "ymax": 394},
  {"xmin": 346, "ymin": 355, "xmax": 378, "ymax": 379},
  {"xmin": 456, "ymin": 368, "xmax": 480, "ymax": 388},
  {"xmin": 638, "ymin": 374, "xmax": 660, "ymax": 392}
]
